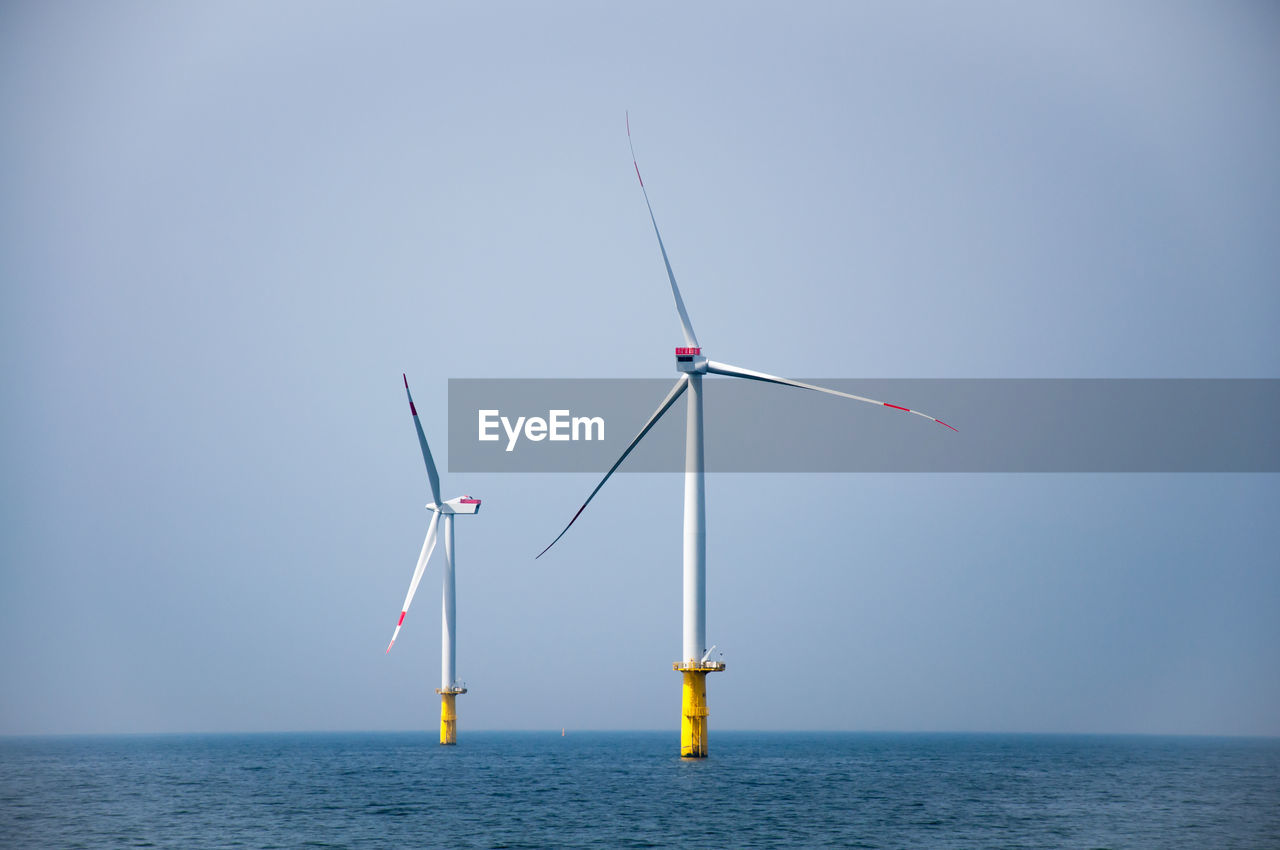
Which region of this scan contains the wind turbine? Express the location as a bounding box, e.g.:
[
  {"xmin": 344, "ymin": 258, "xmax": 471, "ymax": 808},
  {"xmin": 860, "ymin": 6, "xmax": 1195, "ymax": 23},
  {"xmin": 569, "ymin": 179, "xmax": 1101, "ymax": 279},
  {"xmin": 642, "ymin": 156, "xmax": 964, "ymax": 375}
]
[
  {"xmin": 537, "ymin": 116, "xmax": 956, "ymax": 758},
  {"xmin": 386, "ymin": 374, "xmax": 480, "ymax": 745}
]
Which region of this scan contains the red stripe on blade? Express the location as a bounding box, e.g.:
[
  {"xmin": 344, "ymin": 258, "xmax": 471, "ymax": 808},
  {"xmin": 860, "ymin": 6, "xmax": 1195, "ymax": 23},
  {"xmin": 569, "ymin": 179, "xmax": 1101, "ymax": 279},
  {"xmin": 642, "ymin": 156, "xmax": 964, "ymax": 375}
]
[
  {"xmin": 884, "ymin": 403, "xmax": 910, "ymax": 412},
  {"xmin": 398, "ymin": 612, "xmax": 406, "ymax": 625},
  {"xmin": 409, "ymin": 402, "xmax": 417, "ymax": 416},
  {"xmin": 937, "ymin": 420, "xmax": 959, "ymax": 432},
  {"xmin": 634, "ymin": 162, "xmax": 643, "ymax": 187}
]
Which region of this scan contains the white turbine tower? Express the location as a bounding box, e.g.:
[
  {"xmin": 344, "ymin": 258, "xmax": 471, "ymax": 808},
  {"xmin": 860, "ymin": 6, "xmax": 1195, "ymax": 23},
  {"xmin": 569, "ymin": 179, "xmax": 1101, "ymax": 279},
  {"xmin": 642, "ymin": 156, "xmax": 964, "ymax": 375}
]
[
  {"xmin": 386, "ymin": 374, "xmax": 480, "ymax": 745},
  {"xmin": 538, "ymin": 116, "xmax": 956, "ymax": 758}
]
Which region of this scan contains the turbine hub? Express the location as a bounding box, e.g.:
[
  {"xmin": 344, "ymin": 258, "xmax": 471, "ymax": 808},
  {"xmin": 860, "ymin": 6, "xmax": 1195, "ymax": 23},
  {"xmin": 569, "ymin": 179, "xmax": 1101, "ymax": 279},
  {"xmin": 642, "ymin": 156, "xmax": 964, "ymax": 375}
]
[{"xmin": 675, "ymin": 347, "xmax": 707, "ymax": 373}]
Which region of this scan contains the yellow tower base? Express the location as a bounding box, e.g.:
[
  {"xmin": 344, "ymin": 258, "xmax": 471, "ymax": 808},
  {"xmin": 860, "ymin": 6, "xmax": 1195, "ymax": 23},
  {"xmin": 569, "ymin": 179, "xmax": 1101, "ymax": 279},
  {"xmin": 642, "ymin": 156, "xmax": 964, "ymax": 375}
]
[
  {"xmin": 674, "ymin": 662, "xmax": 725, "ymax": 758},
  {"xmin": 436, "ymin": 687, "xmax": 466, "ymax": 745}
]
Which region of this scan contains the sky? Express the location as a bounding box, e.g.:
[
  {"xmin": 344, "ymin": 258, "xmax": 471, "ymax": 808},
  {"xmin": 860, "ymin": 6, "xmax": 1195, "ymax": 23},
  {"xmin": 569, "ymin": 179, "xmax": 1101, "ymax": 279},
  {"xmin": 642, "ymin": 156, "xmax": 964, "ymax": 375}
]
[{"xmin": 1, "ymin": 1, "xmax": 1277, "ymax": 737}]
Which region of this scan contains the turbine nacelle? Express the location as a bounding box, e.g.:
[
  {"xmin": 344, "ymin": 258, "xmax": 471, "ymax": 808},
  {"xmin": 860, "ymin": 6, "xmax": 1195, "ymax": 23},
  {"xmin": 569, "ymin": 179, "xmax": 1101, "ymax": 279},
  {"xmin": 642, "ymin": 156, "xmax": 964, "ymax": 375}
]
[
  {"xmin": 427, "ymin": 496, "xmax": 482, "ymax": 515},
  {"xmin": 675, "ymin": 347, "xmax": 707, "ymax": 373}
]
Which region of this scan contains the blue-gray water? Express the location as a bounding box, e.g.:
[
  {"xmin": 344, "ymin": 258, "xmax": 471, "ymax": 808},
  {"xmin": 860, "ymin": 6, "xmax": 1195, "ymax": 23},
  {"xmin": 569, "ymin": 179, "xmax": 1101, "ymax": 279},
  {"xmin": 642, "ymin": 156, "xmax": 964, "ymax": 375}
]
[{"xmin": 2, "ymin": 732, "xmax": 1277, "ymax": 848}]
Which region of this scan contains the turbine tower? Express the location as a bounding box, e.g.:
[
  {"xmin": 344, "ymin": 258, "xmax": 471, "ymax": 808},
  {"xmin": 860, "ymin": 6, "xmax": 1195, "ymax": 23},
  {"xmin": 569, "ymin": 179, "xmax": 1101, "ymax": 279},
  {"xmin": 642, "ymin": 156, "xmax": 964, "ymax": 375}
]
[
  {"xmin": 387, "ymin": 374, "xmax": 480, "ymax": 745},
  {"xmin": 538, "ymin": 116, "xmax": 956, "ymax": 758}
]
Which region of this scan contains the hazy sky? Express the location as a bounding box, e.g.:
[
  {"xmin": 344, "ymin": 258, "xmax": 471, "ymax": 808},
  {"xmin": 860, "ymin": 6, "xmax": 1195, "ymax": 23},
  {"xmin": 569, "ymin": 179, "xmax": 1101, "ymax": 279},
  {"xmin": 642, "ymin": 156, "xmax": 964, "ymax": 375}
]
[{"xmin": 2, "ymin": 1, "xmax": 1277, "ymax": 736}]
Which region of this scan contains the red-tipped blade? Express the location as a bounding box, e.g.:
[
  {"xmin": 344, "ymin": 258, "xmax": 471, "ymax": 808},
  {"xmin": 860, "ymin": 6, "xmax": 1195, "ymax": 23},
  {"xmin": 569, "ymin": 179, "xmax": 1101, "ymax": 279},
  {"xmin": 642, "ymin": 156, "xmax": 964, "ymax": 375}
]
[
  {"xmin": 403, "ymin": 374, "xmax": 442, "ymax": 507},
  {"xmin": 385, "ymin": 512, "xmax": 440, "ymax": 653},
  {"xmin": 704, "ymin": 360, "xmax": 958, "ymax": 433},
  {"xmin": 625, "ymin": 114, "xmax": 699, "ymax": 349}
]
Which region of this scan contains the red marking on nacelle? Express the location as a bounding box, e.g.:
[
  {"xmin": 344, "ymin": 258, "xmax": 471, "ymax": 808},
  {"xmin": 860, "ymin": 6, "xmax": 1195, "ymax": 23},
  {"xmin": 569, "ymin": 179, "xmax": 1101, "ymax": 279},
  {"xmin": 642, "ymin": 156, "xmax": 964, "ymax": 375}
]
[
  {"xmin": 884, "ymin": 403, "xmax": 910, "ymax": 412},
  {"xmin": 459, "ymin": 498, "xmax": 481, "ymax": 505},
  {"xmin": 398, "ymin": 612, "xmax": 406, "ymax": 626},
  {"xmin": 675, "ymin": 347, "xmax": 702, "ymax": 356}
]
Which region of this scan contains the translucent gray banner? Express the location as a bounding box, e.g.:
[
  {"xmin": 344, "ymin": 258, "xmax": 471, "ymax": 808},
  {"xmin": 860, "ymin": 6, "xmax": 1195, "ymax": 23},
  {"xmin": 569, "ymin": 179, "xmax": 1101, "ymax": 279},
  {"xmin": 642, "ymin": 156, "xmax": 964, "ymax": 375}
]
[{"xmin": 447, "ymin": 379, "xmax": 1279, "ymax": 472}]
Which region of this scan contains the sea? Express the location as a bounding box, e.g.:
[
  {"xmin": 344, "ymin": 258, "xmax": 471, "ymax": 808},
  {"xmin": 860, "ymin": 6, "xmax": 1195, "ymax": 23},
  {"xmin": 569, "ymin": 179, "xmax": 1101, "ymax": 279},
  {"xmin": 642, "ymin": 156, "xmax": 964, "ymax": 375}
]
[{"xmin": 2, "ymin": 732, "xmax": 1277, "ymax": 848}]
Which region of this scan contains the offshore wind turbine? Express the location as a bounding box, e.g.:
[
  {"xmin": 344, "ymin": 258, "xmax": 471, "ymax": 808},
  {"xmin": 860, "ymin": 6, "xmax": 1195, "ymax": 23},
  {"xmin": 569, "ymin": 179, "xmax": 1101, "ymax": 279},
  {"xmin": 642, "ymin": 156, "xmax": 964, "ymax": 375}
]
[
  {"xmin": 386, "ymin": 374, "xmax": 480, "ymax": 745},
  {"xmin": 538, "ymin": 116, "xmax": 956, "ymax": 758}
]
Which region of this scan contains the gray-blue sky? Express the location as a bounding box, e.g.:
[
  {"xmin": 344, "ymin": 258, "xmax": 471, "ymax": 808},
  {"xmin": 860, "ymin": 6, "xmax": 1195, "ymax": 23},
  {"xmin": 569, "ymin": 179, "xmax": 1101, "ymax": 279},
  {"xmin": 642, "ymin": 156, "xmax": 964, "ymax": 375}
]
[{"xmin": 1, "ymin": 1, "xmax": 1277, "ymax": 736}]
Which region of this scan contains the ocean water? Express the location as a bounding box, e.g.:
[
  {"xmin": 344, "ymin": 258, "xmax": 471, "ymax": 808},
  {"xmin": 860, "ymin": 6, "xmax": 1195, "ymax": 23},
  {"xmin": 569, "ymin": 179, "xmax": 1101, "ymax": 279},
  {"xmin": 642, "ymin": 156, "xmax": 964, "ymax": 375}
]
[{"xmin": 2, "ymin": 732, "xmax": 1277, "ymax": 848}]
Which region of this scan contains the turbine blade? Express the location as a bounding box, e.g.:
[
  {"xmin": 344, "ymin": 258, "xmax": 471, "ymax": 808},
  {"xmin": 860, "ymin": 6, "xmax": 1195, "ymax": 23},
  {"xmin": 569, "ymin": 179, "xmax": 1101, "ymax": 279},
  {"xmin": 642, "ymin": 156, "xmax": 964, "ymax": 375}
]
[
  {"xmin": 386, "ymin": 510, "xmax": 441, "ymax": 654},
  {"xmin": 705, "ymin": 360, "xmax": 958, "ymax": 432},
  {"xmin": 403, "ymin": 374, "xmax": 443, "ymax": 507},
  {"xmin": 627, "ymin": 112, "xmax": 699, "ymax": 348},
  {"xmin": 537, "ymin": 374, "xmax": 689, "ymax": 558}
]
